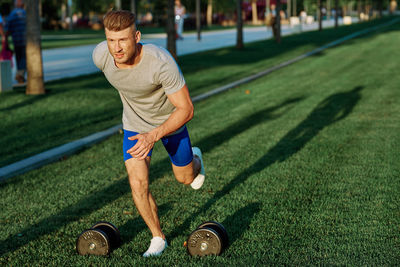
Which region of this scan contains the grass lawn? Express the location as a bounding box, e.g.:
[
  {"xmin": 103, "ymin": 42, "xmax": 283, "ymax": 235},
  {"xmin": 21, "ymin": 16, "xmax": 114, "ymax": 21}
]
[
  {"xmin": 0, "ymin": 17, "xmax": 399, "ymax": 265},
  {"xmin": 0, "ymin": 17, "xmax": 396, "ymax": 168}
]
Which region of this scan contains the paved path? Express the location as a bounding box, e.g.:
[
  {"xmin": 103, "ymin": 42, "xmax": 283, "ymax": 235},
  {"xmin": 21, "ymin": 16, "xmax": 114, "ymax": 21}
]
[{"xmin": 11, "ymin": 19, "xmax": 351, "ymax": 84}]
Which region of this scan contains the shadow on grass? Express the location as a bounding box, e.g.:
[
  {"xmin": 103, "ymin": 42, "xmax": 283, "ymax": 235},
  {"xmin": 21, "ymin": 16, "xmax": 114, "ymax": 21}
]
[
  {"xmin": 148, "ymin": 95, "xmax": 306, "ymax": 183},
  {"xmin": 0, "ymin": 95, "xmax": 303, "ymax": 256},
  {"xmin": 222, "ymin": 202, "xmax": 262, "ymax": 248},
  {"xmin": 0, "ymin": 178, "xmax": 130, "ymax": 256},
  {"xmin": 166, "ymin": 86, "xmax": 364, "ymax": 242},
  {"xmin": 0, "ymin": 73, "xmax": 108, "ymax": 112},
  {"xmin": 0, "ymin": 85, "xmax": 362, "ymax": 255},
  {"xmin": 180, "ymin": 17, "xmax": 399, "ymax": 95},
  {"xmin": 195, "ymin": 96, "xmax": 306, "ymax": 154},
  {"xmin": 2, "ymin": 17, "xmax": 397, "ymax": 167}
]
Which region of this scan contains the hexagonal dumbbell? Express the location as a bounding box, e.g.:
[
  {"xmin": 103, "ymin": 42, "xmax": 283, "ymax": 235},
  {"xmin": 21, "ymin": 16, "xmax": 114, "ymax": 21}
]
[
  {"xmin": 76, "ymin": 221, "xmax": 122, "ymax": 256},
  {"xmin": 187, "ymin": 221, "xmax": 229, "ymax": 256}
]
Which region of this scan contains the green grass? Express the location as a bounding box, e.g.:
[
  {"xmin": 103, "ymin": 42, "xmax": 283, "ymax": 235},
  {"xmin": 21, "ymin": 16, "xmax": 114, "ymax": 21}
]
[
  {"xmin": 1, "ymin": 17, "xmax": 397, "ymax": 168},
  {"xmin": 1, "ymin": 17, "xmax": 399, "ymax": 265}
]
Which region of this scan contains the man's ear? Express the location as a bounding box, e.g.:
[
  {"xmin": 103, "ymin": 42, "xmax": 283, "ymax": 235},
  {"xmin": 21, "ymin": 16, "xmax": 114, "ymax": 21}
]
[{"xmin": 135, "ymin": 30, "xmax": 141, "ymax": 43}]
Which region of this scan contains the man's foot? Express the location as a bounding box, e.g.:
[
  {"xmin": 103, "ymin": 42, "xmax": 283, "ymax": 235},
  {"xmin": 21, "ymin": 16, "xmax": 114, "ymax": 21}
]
[
  {"xmin": 143, "ymin": 236, "xmax": 167, "ymax": 257},
  {"xmin": 191, "ymin": 147, "xmax": 205, "ymax": 190}
]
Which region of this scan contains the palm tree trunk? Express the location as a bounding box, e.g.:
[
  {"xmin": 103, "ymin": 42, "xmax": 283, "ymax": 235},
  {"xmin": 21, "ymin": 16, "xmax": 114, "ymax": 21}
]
[
  {"xmin": 236, "ymin": 0, "xmax": 244, "ymax": 49},
  {"xmin": 335, "ymin": 0, "xmax": 339, "ymax": 28},
  {"xmin": 167, "ymin": 0, "xmax": 177, "ymax": 59},
  {"xmin": 318, "ymin": 0, "xmax": 322, "ymax": 31},
  {"xmin": 131, "ymin": 0, "xmax": 136, "ymax": 14},
  {"xmin": 196, "ymin": 0, "xmax": 201, "ymax": 41},
  {"xmin": 207, "ymin": 0, "xmax": 213, "ymax": 26},
  {"xmin": 275, "ymin": 0, "xmax": 282, "ymax": 43},
  {"xmin": 252, "ymin": 0, "xmax": 259, "ymax": 25},
  {"xmin": 115, "ymin": 0, "xmax": 121, "ymax": 10},
  {"xmin": 26, "ymin": 0, "xmax": 45, "ymax": 95},
  {"xmin": 377, "ymin": 0, "xmax": 383, "ymax": 17}
]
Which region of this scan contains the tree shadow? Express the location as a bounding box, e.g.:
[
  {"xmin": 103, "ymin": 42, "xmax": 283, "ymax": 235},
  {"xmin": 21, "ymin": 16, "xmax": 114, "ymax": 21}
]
[
  {"xmin": 0, "ymin": 178, "xmax": 130, "ymax": 256},
  {"xmin": 222, "ymin": 202, "xmax": 261, "ymax": 249},
  {"xmin": 149, "ymin": 95, "xmax": 306, "ymax": 181},
  {"xmin": 197, "ymin": 96, "xmax": 306, "ymax": 154},
  {"xmin": 0, "ymin": 95, "xmax": 305, "ymax": 256},
  {"xmin": 180, "ymin": 17, "xmax": 399, "ymax": 96},
  {"xmin": 0, "ymin": 72, "xmax": 109, "ymax": 112},
  {"xmin": 167, "ymin": 86, "xmax": 364, "ymax": 242},
  {"xmin": 1, "ymin": 83, "xmax": 359, "ymax": 256}
]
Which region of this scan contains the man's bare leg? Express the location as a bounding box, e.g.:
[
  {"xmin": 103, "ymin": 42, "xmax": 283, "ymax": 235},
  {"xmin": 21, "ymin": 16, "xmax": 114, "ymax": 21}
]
[
  {"xmin": 172, "ymin": 146, "xmax": 205, "ymax": 189},
  {"xmin": 171, "ymin": 156, "xmax": 201, "ymax": 185},
  {"xmin": 125, "ymin": 157, "xmax": 168, "ymax": 257},
  {"xmin": 125, "ymin": 156, "xmax": 164, "ymax": 239}
]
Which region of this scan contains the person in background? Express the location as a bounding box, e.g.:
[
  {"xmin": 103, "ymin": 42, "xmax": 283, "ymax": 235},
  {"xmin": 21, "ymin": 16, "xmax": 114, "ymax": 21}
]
[
  {"xmin": 0, "ymin": 15, "xmax": 4, "ymax": 39},
  {"xmin": 174, "ymin": 0, "xmax": 186, "ymax": 40},
  {"xmin": 5, "ymin": 0, "xmax": 26, "ymax": 84},
  {"xmin": 270, "ymin": 4, "xmax": 278, "ymax": 39}
]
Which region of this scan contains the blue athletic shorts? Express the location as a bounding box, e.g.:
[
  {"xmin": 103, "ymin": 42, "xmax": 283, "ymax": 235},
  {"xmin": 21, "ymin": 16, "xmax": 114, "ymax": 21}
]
[{"xmin": 123, "ymin": 126, "xmax": 193, "ymax": 167}]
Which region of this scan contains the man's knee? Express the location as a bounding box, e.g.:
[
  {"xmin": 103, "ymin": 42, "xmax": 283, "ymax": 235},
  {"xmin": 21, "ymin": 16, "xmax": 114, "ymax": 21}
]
[{"xmin": 129, "ymin": 176, "xmax": 148, "ymax": 195}]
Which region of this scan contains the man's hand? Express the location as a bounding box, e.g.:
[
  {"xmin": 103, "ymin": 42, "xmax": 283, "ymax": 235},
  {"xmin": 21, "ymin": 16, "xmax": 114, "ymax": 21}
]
[{"xmin": 127, "ymin": 132, "xmax": 158, "ymax": 160}]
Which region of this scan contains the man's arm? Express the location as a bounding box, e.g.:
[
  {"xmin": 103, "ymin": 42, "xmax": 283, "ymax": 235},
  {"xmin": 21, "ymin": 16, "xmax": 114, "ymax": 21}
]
[{"xmin": 127, "ymin": 85, "xmax": 194, "ymax": 160}]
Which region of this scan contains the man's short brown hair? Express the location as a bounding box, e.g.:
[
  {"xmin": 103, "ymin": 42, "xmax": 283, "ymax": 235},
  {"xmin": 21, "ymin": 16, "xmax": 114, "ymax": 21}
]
[{"xmin": 103, "ymin": 10, "xmax": 136, "ymax": 31}]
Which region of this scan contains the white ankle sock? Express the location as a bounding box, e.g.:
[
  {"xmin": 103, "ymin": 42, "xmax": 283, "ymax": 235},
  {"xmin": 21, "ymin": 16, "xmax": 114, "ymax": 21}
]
[{"xmin": 143, "ymin": 236, "xmax": 167, "ymax": 257}]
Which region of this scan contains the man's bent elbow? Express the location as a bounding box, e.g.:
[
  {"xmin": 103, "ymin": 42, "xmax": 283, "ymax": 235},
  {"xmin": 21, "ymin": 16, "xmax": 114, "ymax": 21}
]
[{"xmin": 187, "ymin": 104, "xmax": 194, "ymax": 122}]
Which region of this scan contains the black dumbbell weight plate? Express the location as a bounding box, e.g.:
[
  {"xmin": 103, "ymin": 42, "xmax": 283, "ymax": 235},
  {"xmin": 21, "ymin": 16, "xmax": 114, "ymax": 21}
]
[
  {"xmin": 91, "ymin": 221, "xmax": 122, "ymax": 249},
  {"xmin": 76, "ymin": 229, "xmax": 111, "ymax": 256},
  {"xmin": 197, "ymin": 221, "xmax": 228, "ymax": 249},
  {"xmin": 187, "ymin": 227, "xmax": 222, "ymax": 256}
]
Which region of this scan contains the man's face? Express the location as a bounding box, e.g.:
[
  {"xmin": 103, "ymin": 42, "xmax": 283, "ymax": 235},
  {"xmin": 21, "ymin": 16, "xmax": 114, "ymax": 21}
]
[{"xmin": 105, "ymin": 26, "xmax": 141, "ymax": 67}]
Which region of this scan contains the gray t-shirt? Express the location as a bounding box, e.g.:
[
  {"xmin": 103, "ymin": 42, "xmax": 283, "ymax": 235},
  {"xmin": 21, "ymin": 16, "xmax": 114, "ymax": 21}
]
[{"xmin": 93, "ymin": 41, "xmax": 186, "ymax": 133}]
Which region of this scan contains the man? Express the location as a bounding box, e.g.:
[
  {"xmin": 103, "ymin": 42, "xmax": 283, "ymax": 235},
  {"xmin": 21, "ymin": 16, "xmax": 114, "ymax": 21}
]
[
  {"xmin": 270, "ymin": 4, "xmax": 278, "ymax": 39},
  {"xmin": 4, "ymin": 0, "xmax": 25, "ymax": 83},
  {"xmin": 174, "ymin": 0, "xmax": 186, "ymax": 40},
  {"xmin": 5, "ymin": 0, "xmax": 26, "ymax": 84},
  {"xmin": 0, "ymin": 15, "xmax": 4, "ymax": 38},
  {"xmin": 92, "ymin": 10, "xmax": 205, "ymax": 257}
]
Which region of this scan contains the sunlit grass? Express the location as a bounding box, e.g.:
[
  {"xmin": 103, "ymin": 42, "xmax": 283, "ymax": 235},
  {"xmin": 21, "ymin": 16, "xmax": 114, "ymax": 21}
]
[{"xmin": 0, "ymin": 17, "xmax": 399, "ymax": 265}]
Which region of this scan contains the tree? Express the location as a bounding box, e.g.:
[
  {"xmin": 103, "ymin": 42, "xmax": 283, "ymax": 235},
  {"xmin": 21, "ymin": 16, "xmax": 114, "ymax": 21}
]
[
  {"xmin": 251, "ymin": 0, "xmax": 258, "ymax": 25},
  {"xmin": 166, "ymin": 0, "xmax": 176, "ymax": 58},
  {"xmin": 236, "ymin": 0, "xmax": 243, "ymax": 49},
  {"xmin": 196, "ymin": 0, "xmax": 201, "ymax": 40},
  {"xmin": 275, "ymin": 0, "xmax": 282, "ymax": 43},
  {"xmin": 334, "ymin": 0, "xmax": 338, "ymax": 28},
  {"xmin": 26, "ymin": 0, "xmax": 45, "ymax": 95},
  {"xmin": 377, "ymin": 0, "xmax": 383, "ymax": 17},
  {"xmin": 318, "ymin": 0, "xmax": 322, "ymax": 31},
  {"xmin": 75, "ymin": 0, "xmax": 113, "ymax": 17},
  {"xmin": 207, "ymin": 0, "xmax": 213, "ymax": 26},
  {"xmin": 131, "ymin": 0, "xmax": 136, "ymax": 14}
]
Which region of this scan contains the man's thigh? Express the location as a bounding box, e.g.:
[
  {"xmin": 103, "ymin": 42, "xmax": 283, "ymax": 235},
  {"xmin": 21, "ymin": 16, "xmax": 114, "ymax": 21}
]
[
  {"xmin": 123, "ymin": 129, "xmax": 153, "ymax": 162},
  {"xmin": 125, "ymin": 157, "xmax": 152, "ymax": 185}
]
